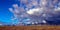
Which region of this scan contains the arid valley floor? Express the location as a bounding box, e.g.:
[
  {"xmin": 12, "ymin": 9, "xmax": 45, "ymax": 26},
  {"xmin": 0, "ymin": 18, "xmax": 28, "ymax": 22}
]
[{"xmin": 0, "ymin": 25, "xmax": 60, "ymax": 30}]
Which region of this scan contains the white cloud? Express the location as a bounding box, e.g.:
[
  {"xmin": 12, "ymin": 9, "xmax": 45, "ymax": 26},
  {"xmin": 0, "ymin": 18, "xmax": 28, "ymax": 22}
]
[
  {"xmin": 42, "ymin": 20, "xmax": 46, "ymax": 23},
  {"xmin": 54, "ymin": 7, "xmax": 60, "ymax": 12},
  {"xmin": 9, "ymin": 8, "xmax": 14, "ymax": 13},
  {"xmin": 26, "ymin": 8, "xmax": 44, "ymax": 15},
  {"xmin": 9, "ymin": 0, "xmax": 60, "ymax": 25},
  {"xmin": 13, "ymin": 4, "xmax": 18, "ymax": 8}
]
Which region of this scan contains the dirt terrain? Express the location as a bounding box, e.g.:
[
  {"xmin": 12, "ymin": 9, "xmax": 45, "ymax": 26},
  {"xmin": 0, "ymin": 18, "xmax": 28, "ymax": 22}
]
[{"xmin": 0, "ymin": 25, "xmax": 60, "ymax": 30}]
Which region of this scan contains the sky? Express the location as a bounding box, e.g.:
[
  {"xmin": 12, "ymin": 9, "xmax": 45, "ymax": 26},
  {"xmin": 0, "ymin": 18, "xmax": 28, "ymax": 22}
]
[
  {"xmin": 0, "ymin": 0, "xmax": 60, "ymax": 25},
  {"xmin": 0, "ymin": 0, "xmax": 20, "ymax": 25}
]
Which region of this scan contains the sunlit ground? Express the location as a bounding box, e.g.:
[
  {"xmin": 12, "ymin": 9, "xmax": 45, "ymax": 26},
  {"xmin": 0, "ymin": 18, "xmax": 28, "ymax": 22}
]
[{"xmin": 0, "ymin": 25, "xmax": 60, "ymax": 30}]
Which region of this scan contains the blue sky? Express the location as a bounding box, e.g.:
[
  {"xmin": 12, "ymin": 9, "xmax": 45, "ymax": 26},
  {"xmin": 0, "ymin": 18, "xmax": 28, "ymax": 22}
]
[
  {"xmin": 0, "ymin": 0, "xmax": 19, "ymax": 25},
  {"xmin": 0, "ymin": 0, "xmax": 60, "ymax": 25}
]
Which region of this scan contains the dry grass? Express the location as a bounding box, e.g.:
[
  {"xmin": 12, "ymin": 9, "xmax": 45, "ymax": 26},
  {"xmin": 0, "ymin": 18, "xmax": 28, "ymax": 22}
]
[{"xmin": 0, "ymin": 25, "xmax": 60, "ymax": 30}]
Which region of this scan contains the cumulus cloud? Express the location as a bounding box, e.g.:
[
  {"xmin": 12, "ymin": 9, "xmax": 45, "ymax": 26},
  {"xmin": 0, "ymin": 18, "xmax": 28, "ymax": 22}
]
[
  {"xmin": 9, "ymin": 0, "xmax": 60, "ymax": 25},
  {"xmin": 26, "ymin": 8, "xmax": 44, "ymax": 15}
]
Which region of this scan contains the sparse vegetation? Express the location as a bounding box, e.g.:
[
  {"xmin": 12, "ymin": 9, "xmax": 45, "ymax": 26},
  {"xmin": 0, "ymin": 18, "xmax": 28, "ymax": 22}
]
[{"xmin": 0, "ymin": 25, "xmax": 60, "ymax": 30}]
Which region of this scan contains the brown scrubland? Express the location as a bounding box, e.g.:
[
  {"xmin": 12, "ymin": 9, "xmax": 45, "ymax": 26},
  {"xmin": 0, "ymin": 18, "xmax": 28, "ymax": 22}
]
[{"xmin": 0, "ymin": 25, "xmax": 60, "ymax": 30}]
